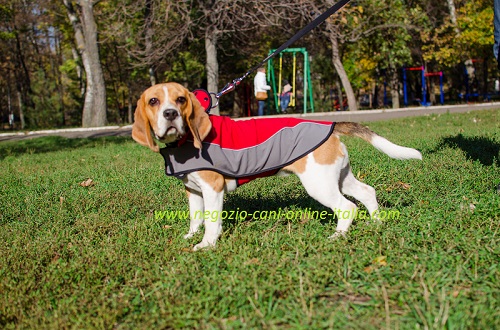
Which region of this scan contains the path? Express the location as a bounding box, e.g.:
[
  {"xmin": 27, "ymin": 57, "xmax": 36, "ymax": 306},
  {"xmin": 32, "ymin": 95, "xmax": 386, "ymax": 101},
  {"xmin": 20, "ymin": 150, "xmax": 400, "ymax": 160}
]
[{"xmin": 1, "ymin": 102, "xmax": 498, "ymax": 142}]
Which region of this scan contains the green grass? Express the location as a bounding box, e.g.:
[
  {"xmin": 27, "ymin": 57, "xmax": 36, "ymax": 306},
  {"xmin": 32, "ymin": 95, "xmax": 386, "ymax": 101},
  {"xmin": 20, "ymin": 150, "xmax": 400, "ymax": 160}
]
[{"xmin": 1, "ymin": 110, "xmax": 499, "ymax": 329}]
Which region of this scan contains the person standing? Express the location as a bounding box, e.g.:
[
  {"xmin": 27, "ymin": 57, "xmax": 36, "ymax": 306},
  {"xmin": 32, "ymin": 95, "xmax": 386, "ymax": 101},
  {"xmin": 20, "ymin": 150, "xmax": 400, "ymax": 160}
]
[{"xmin": 254, "ymin": 67, "xmax": 271, "ymax": 116}]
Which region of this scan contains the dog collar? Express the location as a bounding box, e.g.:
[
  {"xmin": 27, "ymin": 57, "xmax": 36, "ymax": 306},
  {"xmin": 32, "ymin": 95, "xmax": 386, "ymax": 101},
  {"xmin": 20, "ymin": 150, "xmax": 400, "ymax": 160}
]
[{"xmin": 192, "ymin": 89, "xmax": 212, "ymax": 113}]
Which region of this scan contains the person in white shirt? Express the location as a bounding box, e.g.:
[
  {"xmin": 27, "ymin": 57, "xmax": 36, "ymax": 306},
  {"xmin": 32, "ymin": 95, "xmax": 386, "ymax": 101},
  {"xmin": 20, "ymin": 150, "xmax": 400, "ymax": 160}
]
[{"xmin": 253, "ymin": 67, "xmax": 271, "ymax": 116}]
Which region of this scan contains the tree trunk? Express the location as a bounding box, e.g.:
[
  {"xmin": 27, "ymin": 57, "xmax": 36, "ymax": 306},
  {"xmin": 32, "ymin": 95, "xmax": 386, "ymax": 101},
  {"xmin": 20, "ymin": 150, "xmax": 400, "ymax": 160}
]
[
  {"xmin": 63, "ymin": 0, "xmax": 107, "ymax": 127},
  {"xmin": 7, "ymin": 85, "xmax": 12, "ymax": 128},
  {"xmin": 149, "ymin": 67, "xmax": 156, "ymax": 86},
  {"xmin": 429, "ymin": 78, "xmax": 436, "ymax": 105},
  {"xmin": 127, "ymin": 82, "xmax": 133, "ymax": 124},
  {"xmin": 14, "ymin": 28, "xmax": 32, "ymax": 128},
  {"xmin": 17, "ymin": 89, "xmax": 26, "ymax": 129},
  {"xmin": 53, "ymin": 32, "xmax": 66, "ymax": 126},
  {"xmin": 446, "ymin": 0, "xmax": 460, "ymax": 35},
  {"xmin": 329, "ymin": 30, "xmax": 357, "ymax": 111},
  {"xmin": 335, "ymin": 77, "xmax": 343, "ymax": 111},
  {"xmin": 446, "ymin": 0, "xmax": 457, "ymax": 25},
  {"xmin": 389, "ymin": 68, "xmax": 400, "ymax": 109},
  {"xmin": 144, "ymin": 0, "xmax": 156, "ymax": 86},
  {"xmin": 71, "ymin": 46, "xmax": 85, "ymax": 97},
  {"xmin": 232, "ymin": 93, "xmax": 242, "ymax": 117},
  {"xmin": 205, "ymin": 31, "xmax": 219, "ymax": 115}
]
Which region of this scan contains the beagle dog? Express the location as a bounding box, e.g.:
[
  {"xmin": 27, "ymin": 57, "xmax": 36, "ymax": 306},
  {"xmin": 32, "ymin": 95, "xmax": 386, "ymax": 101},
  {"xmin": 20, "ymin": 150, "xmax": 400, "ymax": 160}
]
[{"xmin": 133, "ymin": 82, "xmax": 422, "ymax": 251}]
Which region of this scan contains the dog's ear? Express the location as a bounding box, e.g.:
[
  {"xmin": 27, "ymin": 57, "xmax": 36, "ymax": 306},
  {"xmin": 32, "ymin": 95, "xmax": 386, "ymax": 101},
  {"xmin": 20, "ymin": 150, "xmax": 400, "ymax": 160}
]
[
  {"xmin": 132, "ymin": 94, "xmax": 159, "ymax": 152},
  {"xmin": 187, "ymin": 92, "xmax": 212, "ymax": 149}
]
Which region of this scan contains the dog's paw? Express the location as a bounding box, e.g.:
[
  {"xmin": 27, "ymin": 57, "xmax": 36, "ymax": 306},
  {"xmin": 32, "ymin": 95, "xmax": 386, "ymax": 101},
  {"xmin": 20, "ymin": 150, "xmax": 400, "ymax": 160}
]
[
  {"xmin": 193, "ymin": 240, "xmax": 216, "ymax": 251},
  {"xmin": 328, "ymin": 231, "xmax": 347, "ymax": 240}
]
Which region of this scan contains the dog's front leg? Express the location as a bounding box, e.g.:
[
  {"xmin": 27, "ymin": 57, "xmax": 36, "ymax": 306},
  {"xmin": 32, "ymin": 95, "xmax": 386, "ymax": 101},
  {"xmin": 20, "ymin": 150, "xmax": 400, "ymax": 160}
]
[
  {"xmin": 184, "ymin": 188, "xmax": 204, "ymax": 239},
  {"xmin": 193, "ymin": 188, "xmax": 224, "ymax": 251}
]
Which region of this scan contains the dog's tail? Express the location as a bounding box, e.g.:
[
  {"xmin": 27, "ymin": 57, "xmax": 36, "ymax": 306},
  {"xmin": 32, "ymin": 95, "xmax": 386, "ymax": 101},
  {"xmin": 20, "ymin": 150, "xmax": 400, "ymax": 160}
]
[{"xmin": 333, "ymin": 122, "xmax": 422, "ymax": 160}]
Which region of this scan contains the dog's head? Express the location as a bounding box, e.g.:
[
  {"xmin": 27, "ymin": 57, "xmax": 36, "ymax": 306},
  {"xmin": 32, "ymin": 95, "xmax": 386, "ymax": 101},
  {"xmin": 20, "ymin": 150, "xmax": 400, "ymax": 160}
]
[{"xmin": 132, "ymin": 82, "xmax": 212, "ymax": 152}]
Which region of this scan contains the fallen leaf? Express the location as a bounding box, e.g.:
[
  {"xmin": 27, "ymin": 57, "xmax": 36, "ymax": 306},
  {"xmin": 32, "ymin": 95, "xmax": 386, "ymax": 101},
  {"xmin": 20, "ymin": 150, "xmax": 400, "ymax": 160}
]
[
  {"xmin": 79, "ymin": 178, "xmax": 95, "ymax": 187},
  {"xmin": 387, "ymin": 181, "xmax": 411, "ymax": 192},
  {"xmin": 397, "ymin": 181, "xmax": 411, "ymax": 190},
  {"xmin": 163, "ymin": 225, "xmax": 172, "ymax": 229},
  {"xmin": 372, "ymin": 255, "xmax": 387, "ymax": 266},
  {"xmin": 356, "ymin": 171, "xmax": 367, "ymax": 181}
]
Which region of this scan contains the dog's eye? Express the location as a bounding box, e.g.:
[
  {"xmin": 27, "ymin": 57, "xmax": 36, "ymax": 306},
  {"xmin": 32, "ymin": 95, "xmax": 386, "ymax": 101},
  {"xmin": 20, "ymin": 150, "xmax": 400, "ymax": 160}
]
[
  {"xmin": 149, "ymin": 98, "xmax": 159, "ymax": 106},
  {"xmin": 176, "ymin": 97, "xmax": 187, "ymax": 105}
]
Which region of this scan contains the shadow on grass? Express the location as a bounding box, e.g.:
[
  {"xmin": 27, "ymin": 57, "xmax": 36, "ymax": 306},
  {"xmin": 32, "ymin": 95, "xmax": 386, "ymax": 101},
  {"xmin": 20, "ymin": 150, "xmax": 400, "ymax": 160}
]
[
  {"xmin": 222, "ymin": 192, "xmax": 337, "ymax": 230},
  {"xmin": 434, "ymin": 134, "xmax": 500, "ymax": 166},
  {"xmin": 218, "ymin": 176, "xmax": 407, "ymax": 232},
  {"xmin": 0, "ymin": 135, "xmax": 131, "ymax": 160}
]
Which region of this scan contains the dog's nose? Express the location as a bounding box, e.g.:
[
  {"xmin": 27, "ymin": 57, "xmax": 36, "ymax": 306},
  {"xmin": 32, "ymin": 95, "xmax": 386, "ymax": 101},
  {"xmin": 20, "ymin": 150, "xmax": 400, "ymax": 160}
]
[{"xmin": 163, "ymin": 109, "xmax": 178, "ymax": 121}]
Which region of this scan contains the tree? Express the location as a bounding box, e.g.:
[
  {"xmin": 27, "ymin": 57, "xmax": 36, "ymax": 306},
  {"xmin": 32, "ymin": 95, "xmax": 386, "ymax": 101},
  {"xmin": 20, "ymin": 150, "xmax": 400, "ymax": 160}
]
[
  {"xmin": 0, "ymin": 1, "xmax": 33, "ymax": 129},
  {"xmin": 193, "ymin": 1, "xmax": 299, "ymax": 114},
  {"xmin": 298, "ymin": 0, "xmax": 415, "ymax": 110},
  {"xmin": 62, "ymin": 0, "xmax": 107, "ymax": 127},
  {"xmin": 447, "ymin": 0, "xmax": 458, "ymax": 27},
  {"xmin": 111, "ymin": 0, "xmax": 191, "ymax": 86},
  {"xmin": 422, "ymin": 0, "xmax": 493, "ymax": 66},
  {"xmin": 0, "ymin": 0, "xmax": 71, "ymax": 128}
]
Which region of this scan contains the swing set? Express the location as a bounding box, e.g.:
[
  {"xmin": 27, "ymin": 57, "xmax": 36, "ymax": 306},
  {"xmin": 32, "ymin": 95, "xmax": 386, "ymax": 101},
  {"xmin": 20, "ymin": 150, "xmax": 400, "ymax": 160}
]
[
  {"xmin": 403, "ymin": 66, "xmax": 444, "ymax": 106},
  {"xmin": 267, "ymin": 48, "xmax": 315, "ymax": 114}
]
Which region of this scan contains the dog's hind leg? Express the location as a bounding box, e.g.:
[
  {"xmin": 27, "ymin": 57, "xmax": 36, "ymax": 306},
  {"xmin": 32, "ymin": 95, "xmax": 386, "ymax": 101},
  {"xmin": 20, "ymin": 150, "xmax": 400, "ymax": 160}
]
[
  {"xmin": 339, "ymin": 162, "xmax": 380, "ymax": 223},
  {"xmin": 295, "ymin": 154, "xmax": 358, "ymax": 238}
]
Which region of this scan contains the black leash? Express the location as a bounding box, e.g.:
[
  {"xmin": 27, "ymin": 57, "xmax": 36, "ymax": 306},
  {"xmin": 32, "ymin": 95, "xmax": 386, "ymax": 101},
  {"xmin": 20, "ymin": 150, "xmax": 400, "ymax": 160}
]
[{"xmin": 200, "ymin": 0, "xmax": 351, "ymax": 111}]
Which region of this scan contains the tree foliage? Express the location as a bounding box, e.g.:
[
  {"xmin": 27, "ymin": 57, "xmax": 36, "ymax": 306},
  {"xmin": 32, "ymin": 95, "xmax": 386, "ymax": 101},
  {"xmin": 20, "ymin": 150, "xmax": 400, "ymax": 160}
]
[
  {"xmin": 0, "ymin": 0, "xmax": 495, "ymax": 128},
  {"xmin": 422, "ymin": 0, "xmax": 493, "ymax": 65}
]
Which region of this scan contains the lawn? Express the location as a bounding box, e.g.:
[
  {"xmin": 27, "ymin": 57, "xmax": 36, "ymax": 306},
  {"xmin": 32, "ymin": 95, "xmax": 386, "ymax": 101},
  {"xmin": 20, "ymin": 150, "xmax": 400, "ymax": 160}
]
[{"xmin": 0, "ymin": 109, "xmax": 499, "ymax": 329}]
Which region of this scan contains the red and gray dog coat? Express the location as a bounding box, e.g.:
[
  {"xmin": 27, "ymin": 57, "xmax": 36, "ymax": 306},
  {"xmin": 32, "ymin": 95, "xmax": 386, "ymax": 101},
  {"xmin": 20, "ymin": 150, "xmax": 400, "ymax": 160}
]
[{"xmin": 160, "ymin": 115, "xmax": 335, "ymax": 186}]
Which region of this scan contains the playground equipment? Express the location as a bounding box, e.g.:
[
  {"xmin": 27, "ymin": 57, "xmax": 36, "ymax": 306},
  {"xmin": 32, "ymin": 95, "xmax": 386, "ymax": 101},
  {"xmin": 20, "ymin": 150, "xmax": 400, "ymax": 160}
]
[
  {"xmin": 461, "ymin": 59, "xmax": 492, "ymax": 102},
  {"xmin": 267, "ymin": 48, "xmax": 314, "ymax": 114},
  {"xmin": 425, "ymin": 71, "xmax": 444, "ymax": 105},
  {"xmin": 403, "ymin": 66, "xmax": 444, "ymax": 106}
]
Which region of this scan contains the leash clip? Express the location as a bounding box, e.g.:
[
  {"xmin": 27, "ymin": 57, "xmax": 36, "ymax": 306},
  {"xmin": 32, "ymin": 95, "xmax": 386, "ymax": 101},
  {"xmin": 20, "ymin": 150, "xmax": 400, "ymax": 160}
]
[
  {"xmin": 216, "ymin": 78, "xmax": 243, "ymax": 99},
  {"xmin": 199, "ymin": 77, "xmax": 243, "ymax": 113},
  {"xmin": 192, "ymin": 77, "xmax": 243, "ymax": 114}
]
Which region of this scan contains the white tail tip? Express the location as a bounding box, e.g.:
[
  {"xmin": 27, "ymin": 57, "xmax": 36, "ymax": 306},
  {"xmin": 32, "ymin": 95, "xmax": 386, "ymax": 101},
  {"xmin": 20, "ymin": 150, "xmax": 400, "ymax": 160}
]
[{"xmin": 371, "ymin": 136, "xmax": 422, "ymax": 160}]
